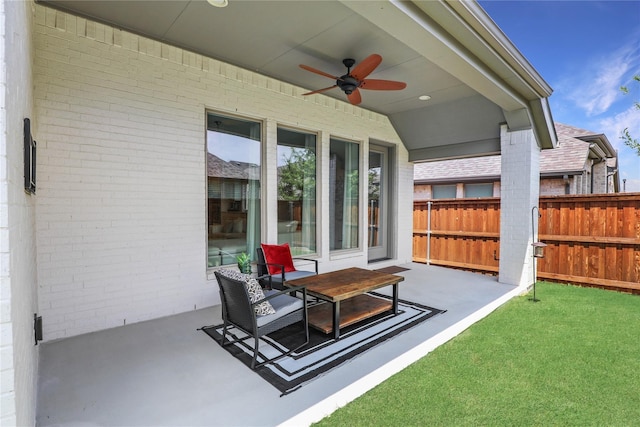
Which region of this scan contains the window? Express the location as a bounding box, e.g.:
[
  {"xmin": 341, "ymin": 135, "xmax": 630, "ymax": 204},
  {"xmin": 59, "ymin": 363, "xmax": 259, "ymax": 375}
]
[
  {"xmin": 432, "ymin": 184, "xmax": 456, "ymax": 199},
  {"xmin": 206, "ymin": 113, "xmax": 261, "ymax": 267},
  {"xmin": 277, "ymin": 128, "xmax": 317, "ymax": 255},
  {"xmin": 464, "ymin": 183, "xmax": 494, "ymax": 198},
  {"xmin": 329, "ymin": 138, "xmax": 359, "ymax": 250}
]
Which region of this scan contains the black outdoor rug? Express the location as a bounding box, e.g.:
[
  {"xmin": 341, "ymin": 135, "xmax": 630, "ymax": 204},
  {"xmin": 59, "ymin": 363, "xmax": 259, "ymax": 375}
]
[{"xmin": 200, "ymin": 293, "xmax": 445, "ymax": 396}]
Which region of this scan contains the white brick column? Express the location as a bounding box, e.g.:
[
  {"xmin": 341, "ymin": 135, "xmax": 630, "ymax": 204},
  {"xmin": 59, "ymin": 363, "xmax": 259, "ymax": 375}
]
[
  {"xmin": 498, "ymin": 125, "xmax": 540, "ymax": 288},
  {"xmin": 592, "ymin": 160, "xmax": 607, "ymax": 193},
  {"xmin": 263, "ymin": 119, "xmax": 279, "ymax": 243}
]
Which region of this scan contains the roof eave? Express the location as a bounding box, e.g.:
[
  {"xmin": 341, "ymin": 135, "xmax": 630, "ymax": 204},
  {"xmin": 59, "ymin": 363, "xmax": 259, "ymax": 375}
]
[
  {"xmin": 581, "ymin": 134, "xmax": 617, "ymax": 158},
  {"xmin": 530, "ymin": 98, "xmax": 558, "ymax": 149},
  {"xmin": 409, "ymin": 0, "xmax": 557, "ymax": 148},
  {"xmin": 447, "ymin": 0, "xmax": 553, "ymax": 98}
]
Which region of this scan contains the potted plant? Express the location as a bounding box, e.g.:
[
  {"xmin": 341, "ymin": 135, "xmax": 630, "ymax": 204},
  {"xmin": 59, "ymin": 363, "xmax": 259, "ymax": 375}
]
[{"xmin": 236, "ymin": 252, "xmax": 251, "ymax": 274}]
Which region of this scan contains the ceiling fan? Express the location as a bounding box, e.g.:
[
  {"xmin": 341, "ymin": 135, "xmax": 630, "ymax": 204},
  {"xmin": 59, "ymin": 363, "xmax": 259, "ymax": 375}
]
[{"xmin": 299, "ymin": 54, "xmax": 406, "ymax": 105}]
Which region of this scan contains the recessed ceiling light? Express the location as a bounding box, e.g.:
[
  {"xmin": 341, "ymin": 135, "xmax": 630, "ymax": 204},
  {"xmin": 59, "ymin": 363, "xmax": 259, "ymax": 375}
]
[
  {"xmin": 207, "ymin": 0, "xmax": 228, "ymax": 7},
  {"xmin": 418, "ymin": 95, "xmax": 431, "ymax": 101}
]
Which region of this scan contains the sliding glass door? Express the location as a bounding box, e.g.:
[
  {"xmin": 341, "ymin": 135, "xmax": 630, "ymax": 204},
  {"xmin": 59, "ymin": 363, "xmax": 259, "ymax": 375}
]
[{"xmin": 368, "ymin": 145, "xmax": 390, "ymax": 261}]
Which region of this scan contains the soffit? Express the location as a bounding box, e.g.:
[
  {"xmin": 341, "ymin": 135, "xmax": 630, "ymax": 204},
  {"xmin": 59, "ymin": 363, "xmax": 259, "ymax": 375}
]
[{"xmin": 38, "ymin": 0, "xmax": 553, "ymax": 160}]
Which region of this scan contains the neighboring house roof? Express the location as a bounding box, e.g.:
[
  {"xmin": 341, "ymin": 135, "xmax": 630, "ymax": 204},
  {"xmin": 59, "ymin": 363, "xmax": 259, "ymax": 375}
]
[
  {"xmin": 540, "ymin": 124, "xmax": 591, "ymax": 175},
  {"xmin": 414, "ymin": 123, "xmax": 616, "ymax": 183},
  {"xmin": 414, "ymin": 155, "xmax": 501, "ymax": 183},
  {"xmin": 542, "ymin": 123, "xmax": 617, "ymax": 176},
  {"xmin": 207, "ymin": 153, "xmax": 259, "ymax": 180}
]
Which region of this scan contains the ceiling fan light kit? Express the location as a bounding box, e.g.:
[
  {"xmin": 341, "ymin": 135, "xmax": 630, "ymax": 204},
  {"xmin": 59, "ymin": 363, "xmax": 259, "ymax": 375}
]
[
  {"xmin": 206, "ymin": 0, "xmax": 228, "ymax": 8},
  {"xmin": 300, "ymin": 54, "xmax": 406, "ymax": 105}
]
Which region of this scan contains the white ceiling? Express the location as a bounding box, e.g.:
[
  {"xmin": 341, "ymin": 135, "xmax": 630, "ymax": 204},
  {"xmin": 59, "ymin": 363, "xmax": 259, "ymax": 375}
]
[{"xmin": 38, "ymin": 0, "xmax": 548, "ymax": 160}]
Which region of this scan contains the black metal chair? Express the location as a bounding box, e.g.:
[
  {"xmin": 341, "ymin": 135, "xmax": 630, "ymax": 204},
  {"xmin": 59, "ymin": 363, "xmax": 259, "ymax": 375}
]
[
  {"xmin": 214, "ymin": 271, "xmax": 309, "ymax": 369},
  {"xmin": 256, "ymin": 246, "xmax": 318, "ymax": 290}
]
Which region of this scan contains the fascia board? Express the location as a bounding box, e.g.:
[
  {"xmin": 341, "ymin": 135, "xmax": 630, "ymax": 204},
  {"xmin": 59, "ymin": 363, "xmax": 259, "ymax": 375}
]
[
  {"xmin": 415, "ymin": 175, "xmax": 501, "ymax": 185},
  {"xmin": 540, "ymin": 171, "xmax": 585, "ymax": 178},
  {"xmin": 435, "ymin": 0, "xmax": 557, "ymax": 150},
  {"xmin": 447, "ymin": 0, "xmax": 553, "ymax": 99},
  {"xmin": 408, "ymin": 138, "xmax": 501, "ymax": 162},
  {"xmin": 530, "ymin": 97, "xmax": 558, "ymax": 149},
  {"xmin": 580, "ymin": 134, "xmax": 616, "ymax": 158},
  {"xmin": 588, "ymin": 144, "xmax": 607, "ymax": 159}
]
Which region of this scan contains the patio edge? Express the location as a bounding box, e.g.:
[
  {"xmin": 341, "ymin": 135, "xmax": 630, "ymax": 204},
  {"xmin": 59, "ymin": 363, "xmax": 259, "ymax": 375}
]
[{"xmin": 278, "ymin": 283, "xmax": 525, "ymax": 427}]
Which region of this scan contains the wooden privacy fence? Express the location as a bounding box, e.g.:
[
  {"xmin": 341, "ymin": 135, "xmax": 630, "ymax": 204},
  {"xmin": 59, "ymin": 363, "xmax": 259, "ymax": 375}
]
[{"xmin": 413, "ymin": 194, "xmax": 640, "ymax": 293}]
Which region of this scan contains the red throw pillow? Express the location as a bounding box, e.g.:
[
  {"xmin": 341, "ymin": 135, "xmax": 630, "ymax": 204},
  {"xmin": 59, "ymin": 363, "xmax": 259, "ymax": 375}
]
[{"xmin": 261, "ymin": 243, "xmax": 296, "ymax": 275}]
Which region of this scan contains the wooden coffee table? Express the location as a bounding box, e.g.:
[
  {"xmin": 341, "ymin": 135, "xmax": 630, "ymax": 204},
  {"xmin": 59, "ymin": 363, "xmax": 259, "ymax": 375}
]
[{"xmin": 285, "ymin": 267, "xmax": 405, "ymax": 340}]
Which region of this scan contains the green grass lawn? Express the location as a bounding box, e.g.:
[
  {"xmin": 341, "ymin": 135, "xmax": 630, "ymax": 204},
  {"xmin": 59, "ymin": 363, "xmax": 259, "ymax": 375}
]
[{"xmin": 314, "ymin": 282, "xmax": 640, "ymax": 426}]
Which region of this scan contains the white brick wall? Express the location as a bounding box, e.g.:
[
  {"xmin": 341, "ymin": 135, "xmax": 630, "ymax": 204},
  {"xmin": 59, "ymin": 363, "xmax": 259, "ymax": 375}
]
[
  {"xmin": 413, "ymin": 184, "xmax": 432, "ymax": 201},
  {"xmin": 492, "ymin": 181, "xmax": 501, "ymax": 197},
  {"xmin": 1, "ymin": 1, "xmax": 39, "ymax": 426},
  {"xmin": 592, "ymin": 160, "xmax": 608, "ymax": 194},
  {"xmin": 395, "ymin": 149, "xmax": 414, "ymax": 263},
  {"xmin": 498, "ymin": 125, "xmax": 540, "ymax": 288},
  {"xmin": 33, "ymin": 5, "xmax": 410, "ymax": 341}
]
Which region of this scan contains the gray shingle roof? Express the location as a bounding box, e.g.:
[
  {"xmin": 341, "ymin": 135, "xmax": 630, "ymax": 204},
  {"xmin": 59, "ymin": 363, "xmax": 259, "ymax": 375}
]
[
  {"xmin": 414, "ymin": 155, "xmax": 501, "ymax": 181},
  {"xmin": 541, "ymin": 126, "xmax": 590, "ymax": 174},
  {"xmin": 207, "ymin": 153, "xmax": 259, "ymax": 179}
]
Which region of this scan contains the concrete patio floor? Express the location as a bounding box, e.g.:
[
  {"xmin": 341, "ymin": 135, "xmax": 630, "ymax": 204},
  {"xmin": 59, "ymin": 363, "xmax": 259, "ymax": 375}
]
[{"xmin": 36, "ymin": 263, "xmax": 523, "ymax": 426}]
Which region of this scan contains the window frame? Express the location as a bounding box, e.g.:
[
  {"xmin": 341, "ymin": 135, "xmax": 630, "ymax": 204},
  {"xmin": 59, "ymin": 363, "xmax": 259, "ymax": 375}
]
[
  {"xmin": 432, "ymin": 184, "xmax": 457, "ymax": 199},
  {"xmin": 205, "ymin": 110, "xmax": 264, "ymax": 269},
  {"xmin": 464, "ymin": 182, "xmax": 494, "ymax": 198},
  {"xmin": 276, "ymin": 125, "xmax": 319, "ymax": 256},
  {"xmin": 328, "ymin": 136, "xmax": 362, "ymax": 253}
]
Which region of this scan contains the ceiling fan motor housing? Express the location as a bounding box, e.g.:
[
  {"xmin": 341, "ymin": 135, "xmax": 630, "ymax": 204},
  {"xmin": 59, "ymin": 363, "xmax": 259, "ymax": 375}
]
[{"xmin": 337, "ymin": 75, "xmax": 359, "ymax": 94}]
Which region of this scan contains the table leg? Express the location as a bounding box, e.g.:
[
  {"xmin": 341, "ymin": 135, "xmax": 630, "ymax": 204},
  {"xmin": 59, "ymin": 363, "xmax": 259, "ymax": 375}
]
[
  {"xmin": 333, "ymin": 301, "xmax": 341, "ymax": 340},
  {"xmin": 392, "ymin": 283, "xmax": 399, "ymax": 314}
]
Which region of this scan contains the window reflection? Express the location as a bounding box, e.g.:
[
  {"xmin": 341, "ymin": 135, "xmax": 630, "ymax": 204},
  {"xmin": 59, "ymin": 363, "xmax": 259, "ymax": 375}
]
[
  {"xmin": 330, "ymin": 138, "xmax": 359, "ymax": 250},
  {"xmin": 277, "ymin": 128, "xmax": 316, "ymax": 255},
  {"xmin": 206, "ymin": 113, "xmax": 261, "ymax": 267}
]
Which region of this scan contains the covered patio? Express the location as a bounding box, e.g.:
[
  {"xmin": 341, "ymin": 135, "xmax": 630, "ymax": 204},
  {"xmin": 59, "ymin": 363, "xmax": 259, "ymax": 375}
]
[
  {"xmin": 37, "ymin": 264, "xmax": 519, "ymax": 426},
  {"xmin": 2, "ymin": 1, "xmax": 557, "ymax": 424}
]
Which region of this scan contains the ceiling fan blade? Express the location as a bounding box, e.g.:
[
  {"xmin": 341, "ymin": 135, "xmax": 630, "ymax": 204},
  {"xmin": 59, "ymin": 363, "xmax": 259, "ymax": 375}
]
[
  {"xmin": 299, "ymin": 64, "xmax": 339, "ymax": 80},
  {"xmin": 302, "ymin": 85, "xmax": 337, "ymax": 96},
  {"xmin": 347, "ymin": 89, "xmax": 362, "ymax": 105},
  {"xmin": 350, "ymin": 54, "xmax": 382, "ymax": 80},
  {"xmin": 359, "ymin": 79, "xmax": 407, "ymax": 91}
]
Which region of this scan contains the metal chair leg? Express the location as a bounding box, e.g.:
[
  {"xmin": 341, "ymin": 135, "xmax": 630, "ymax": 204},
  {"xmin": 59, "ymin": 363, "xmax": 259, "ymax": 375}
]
[
  {"xmin": 220, "ymin": 321, "xmax": 228, "ymax": 346},
  {"xmin": 251, "ymin": 336, "xmax": 260, "ymax": 369}
]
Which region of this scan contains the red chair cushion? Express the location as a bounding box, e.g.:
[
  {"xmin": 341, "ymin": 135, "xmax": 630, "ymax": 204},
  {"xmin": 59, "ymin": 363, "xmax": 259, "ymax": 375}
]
[{"xmin": 261, "ymin": 243, "xmax": 296, "ymax": 275}]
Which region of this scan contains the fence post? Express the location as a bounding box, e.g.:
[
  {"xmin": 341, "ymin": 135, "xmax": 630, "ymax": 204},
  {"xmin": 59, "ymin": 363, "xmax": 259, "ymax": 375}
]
[{"xmin": 427, "ymin": 201, "xmax": 432, "ymax": 265}]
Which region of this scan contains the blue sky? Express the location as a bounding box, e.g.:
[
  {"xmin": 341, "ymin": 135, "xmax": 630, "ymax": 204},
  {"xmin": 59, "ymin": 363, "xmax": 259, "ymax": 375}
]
[{"xmin": 479, "ymin": 0, "xmax": 640, "ymax": 192}]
